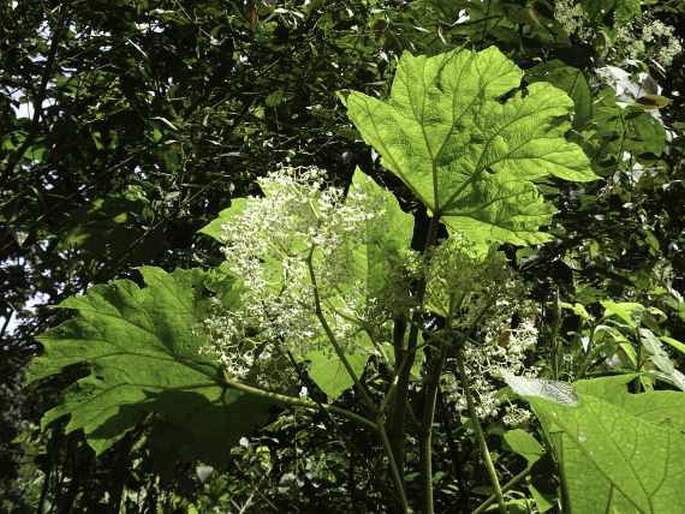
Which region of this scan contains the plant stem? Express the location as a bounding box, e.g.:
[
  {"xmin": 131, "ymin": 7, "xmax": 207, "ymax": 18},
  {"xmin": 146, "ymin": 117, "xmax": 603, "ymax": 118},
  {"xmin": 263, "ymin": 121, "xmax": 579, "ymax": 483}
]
[
  {"xmin": 220, "ymin": 372, "xmax": 377, "ymax": 431},
  {"xmin": 471, "ymin": 464, "xmax": 533, "ymax": 514},
  {"xmin": 222, "ymin": 372, "xmax": 410, "ymax": 511},
  {"xmin": 303, "ymin": 247, "xmax": 411, "ymax": 508},
  {"xmin": 378, "ymin": 422, "xmax": 411, "ymax": 513},
  {"xmin": 305, "ymin": 249, "xmax": 377, "ymax": 412},
  {"xmin": 455, "ymin": 346, "xmax": 507, "ymax": 514},
  {"xmin": 420, "ymin": 342, "xmax": 448, "ymax": 514},
  {"xmin": 2, "ymin": 5, "xmax": 69, "ymax": 181},
  {"xmin": 388, "ymin": 213, "xmax": 441, "ymax": 479},
  {"xmin": 549, "ymin": 288, "xmax": 561, "ymax": 380}
]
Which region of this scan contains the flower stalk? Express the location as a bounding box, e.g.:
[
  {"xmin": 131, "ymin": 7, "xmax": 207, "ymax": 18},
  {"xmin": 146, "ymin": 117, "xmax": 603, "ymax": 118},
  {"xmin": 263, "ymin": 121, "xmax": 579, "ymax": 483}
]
[{"xmin": 455, "ymin": 344, "xmax": 508, "ymax": 513}]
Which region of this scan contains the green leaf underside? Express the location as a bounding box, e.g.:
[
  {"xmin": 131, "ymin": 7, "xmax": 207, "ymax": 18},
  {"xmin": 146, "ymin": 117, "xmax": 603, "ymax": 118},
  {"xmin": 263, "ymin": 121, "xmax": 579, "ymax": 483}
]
[
  {"xmin": 348, "ymin": 46, "xmax": 597, "ymax": 247},
  {"xmin": 31, "ymin": 267, "xmax": 272, "ymax": 464},
  {"xmin": 519, "ymin": 374, "xmax": 685, "ymax": 513},
  {"xmin": 306, "ymin": 169, "xmax": 414, "ymax": 399}
]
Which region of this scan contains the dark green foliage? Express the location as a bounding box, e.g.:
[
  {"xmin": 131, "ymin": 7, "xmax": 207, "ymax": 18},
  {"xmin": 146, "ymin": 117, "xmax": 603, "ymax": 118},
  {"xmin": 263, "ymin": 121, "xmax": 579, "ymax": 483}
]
[{"xmin": 3, "ymin": 0, "xmax": 685, "ymax": 512}]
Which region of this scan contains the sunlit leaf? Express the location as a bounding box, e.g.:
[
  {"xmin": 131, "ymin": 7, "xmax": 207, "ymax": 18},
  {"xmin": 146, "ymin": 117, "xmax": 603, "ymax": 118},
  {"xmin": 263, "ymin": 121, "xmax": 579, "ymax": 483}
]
[
  {"xmin": 348, "ymin": 46, "xmax": 597, "ymax": 248},
  {"xmin": 306, "ymin": 169, "xmax": 414, "ymax": 399},
  {"xmin": 512, "ymin": 373, "xmax": 685, "ymax": 513},
  {"xmin": 198, "ymin": 198, "xmax": 248, "ymax": 242}
]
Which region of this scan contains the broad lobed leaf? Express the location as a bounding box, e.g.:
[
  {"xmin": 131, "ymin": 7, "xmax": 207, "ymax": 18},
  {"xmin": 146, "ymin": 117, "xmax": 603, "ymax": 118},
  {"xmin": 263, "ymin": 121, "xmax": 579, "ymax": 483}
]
[
  {"xmin": 348, "ymin": 46, "xmax": 597, "ymax": 248},
  {"xmin": 305, "ymin": 169, "xmax": 415, "ymax": 398},
  {"xmin": 31, "ymin": 267, "xmax": 272, "ymax": 465}
]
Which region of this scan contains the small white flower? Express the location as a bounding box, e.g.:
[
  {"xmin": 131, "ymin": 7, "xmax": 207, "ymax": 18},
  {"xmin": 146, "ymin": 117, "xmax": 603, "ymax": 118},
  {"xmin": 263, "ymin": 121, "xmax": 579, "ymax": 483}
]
[{"xmin": 202, "ymin": 165, "xmax": 410, "ymax": 387}]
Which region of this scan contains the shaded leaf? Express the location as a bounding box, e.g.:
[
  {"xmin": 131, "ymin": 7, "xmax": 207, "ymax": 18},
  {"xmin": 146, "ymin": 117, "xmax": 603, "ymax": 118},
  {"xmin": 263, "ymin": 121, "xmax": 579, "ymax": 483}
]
[
  {"xmin": 503, "ymin": 429, "xmax": 545, "ymax": 464},
  {"xmin": 30, "ymin": 267, "xmax": 272, "ymax": 464},
  {"xmin": 527, "ymin": 60, "xmax": 593, "ymax": 127}
]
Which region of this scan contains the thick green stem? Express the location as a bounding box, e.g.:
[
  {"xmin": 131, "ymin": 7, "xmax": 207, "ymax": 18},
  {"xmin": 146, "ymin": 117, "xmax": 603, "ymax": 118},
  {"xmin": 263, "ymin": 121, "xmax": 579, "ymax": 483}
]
[
  {"xmin": 303, "ymin": 249, "xmax": 411, "ymax": 507},
  {"xmin": 455, "ymin": 346, "xmax": 507, "ymax": 514},
  {"xmin": 387, "ymin": 214, "xmax": 441, "ymax": 480},
  {"xmin": 420, "ymin": 342, "xmax": 448, "ymax": 514},
  {"xmin": 378, "ymin": 422, "xmax": 411, "ymax": 513},
  {"xmin": 220, "ymin": 372, "xmax": 377, "ymax": 431}
]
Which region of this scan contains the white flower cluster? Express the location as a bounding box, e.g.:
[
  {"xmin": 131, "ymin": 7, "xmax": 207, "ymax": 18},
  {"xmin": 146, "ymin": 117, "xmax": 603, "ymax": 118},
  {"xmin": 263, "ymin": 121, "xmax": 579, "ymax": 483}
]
[
  {"xmin": 613, "ymin": 16, "xmax": 682, "ymax": 69},
  {"xmin": 554, "ymin": 1, "xmax": 682, "ymax": 69},
  {"xmin": 425, "ymin": 237, "xmax": 512, "ymax": 323},
  {"xmin": 422, "ymin": 238, "xmax": 539, "ymax": 425},
  {"xmin": 442, "ymin": 301, "xmax": 539, "ymax": 425},
  {"xmin": 554, "ymin": 0, "xmax": 593, "ymax": 41},
  {"xmin": 203, "ymin": 166, "xmax": 386, "ymax": 384}
]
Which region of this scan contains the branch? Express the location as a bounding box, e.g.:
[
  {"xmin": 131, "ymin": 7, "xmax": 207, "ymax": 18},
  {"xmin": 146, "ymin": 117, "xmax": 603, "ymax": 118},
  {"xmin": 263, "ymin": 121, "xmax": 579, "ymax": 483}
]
[
  {"xmin": 220, "ymin": 371, "xmax": 377, "ymax": 432},
  {"xmin": 471, "ymin": 464, "xmax": 533, "ymax": 514},
  {"xmin": 2, "ymin": 5, "xmax": 69, "ymax": 180}
]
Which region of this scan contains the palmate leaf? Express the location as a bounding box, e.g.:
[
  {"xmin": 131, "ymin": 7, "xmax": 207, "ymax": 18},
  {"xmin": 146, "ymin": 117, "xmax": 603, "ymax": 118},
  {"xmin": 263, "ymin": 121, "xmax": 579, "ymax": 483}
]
[
  {"xmin": 30, "ymin": 267, "xmax": 272, "ymax": 465},
  {"xmin": 507, "ymin": 373, "xmax": 685, "ymax": 513},
  {"xmin": 348, "ymin": 46, "xmax": 597, "ymax": 247}
]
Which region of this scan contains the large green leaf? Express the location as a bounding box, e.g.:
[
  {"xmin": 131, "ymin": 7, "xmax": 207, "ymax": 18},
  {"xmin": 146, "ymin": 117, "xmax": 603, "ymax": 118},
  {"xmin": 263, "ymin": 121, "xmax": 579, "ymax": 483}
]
[
  {"xmin": 347, "ymin": 46, "xmax": 597, "ymax": 247},
  {"xmin": 30, "ymin": 267, "xmax": 272, "ymax": 465},
  {"xmin": 507, "ymin": 373, "xmax": 685, "ymax": 513}
]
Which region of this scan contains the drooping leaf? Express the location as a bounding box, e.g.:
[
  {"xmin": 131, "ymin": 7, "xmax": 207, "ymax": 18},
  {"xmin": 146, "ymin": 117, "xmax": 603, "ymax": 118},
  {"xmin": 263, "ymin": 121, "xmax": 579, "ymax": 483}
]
[
  {"xmin": 510, "ymin": 373, "xmax": 685, "ymax": 513},
  {"xmin": 661, "ymin": 336, "xmax": 685, "ymax": 356},
  {"xmin": 347, "ymin": 46, "xmax": 597, "ymax": 248},
  {"xmin": 30, "ymin": 267, "xmax": 272, "ymax": 464},
  {"xmin": 583, "ymin": 87, "xmax": 667, "ymax": 171},
  {"xmin": 502, "ymin": 371, "xmax": 579, "ymax": 406},
  {"xmin": 639, "ymin": 328, "xmax": 685, "ymax": 391}
]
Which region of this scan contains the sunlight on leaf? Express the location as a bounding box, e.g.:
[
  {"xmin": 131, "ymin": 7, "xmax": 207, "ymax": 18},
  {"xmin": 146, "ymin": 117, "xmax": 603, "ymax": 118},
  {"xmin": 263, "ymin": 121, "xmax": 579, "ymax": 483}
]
[
  {"xmin": 348, "ymin": 46, "xmax": 597, "ymax": 248},
  {"xmin": 30, "ymin": 267, "xmax": 272, "ymax": 464}
]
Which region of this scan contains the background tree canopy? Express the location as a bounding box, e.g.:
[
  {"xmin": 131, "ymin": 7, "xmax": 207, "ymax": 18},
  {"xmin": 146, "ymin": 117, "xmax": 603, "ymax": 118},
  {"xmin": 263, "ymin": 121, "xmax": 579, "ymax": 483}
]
[{"xmin": 2, "ymin": 0, "xmax": 684, "ymax": 512}]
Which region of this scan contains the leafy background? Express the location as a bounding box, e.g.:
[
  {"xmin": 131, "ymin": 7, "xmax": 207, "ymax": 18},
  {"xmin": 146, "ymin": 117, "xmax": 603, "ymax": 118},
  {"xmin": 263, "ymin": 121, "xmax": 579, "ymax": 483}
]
[{"xmin": 2, "ymin": 0, "xmax": 685, "ymax": 511}]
